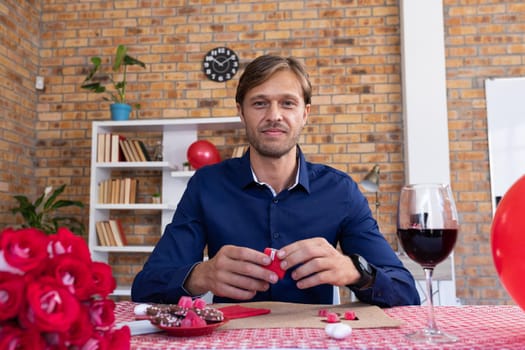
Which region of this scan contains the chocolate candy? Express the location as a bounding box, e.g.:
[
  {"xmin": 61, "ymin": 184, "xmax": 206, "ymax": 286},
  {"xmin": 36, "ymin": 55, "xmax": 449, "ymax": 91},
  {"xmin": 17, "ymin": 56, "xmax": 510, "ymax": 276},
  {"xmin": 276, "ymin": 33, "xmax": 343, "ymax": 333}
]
[{"xmin": 145, "ymin": 302, "xmax": 224, "ymax": 328}]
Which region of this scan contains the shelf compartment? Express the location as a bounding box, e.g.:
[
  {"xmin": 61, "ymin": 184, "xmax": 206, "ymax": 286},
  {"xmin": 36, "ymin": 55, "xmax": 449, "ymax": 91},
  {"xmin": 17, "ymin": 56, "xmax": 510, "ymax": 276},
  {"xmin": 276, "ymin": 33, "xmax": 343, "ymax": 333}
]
[
  {"xmin": 92, "ymin": 245, "xmax": 155, "ymax": 253},
  {"xmin": 170, "ymin": 170, "xmax": 195, "ymax": 178},
  {"xmin": 94, "ymin": 203, "xmax": 172, "ymax": 210},
  {"xmin": 95, "ymin": 161, "xmax": 173, "ymax": 169}
]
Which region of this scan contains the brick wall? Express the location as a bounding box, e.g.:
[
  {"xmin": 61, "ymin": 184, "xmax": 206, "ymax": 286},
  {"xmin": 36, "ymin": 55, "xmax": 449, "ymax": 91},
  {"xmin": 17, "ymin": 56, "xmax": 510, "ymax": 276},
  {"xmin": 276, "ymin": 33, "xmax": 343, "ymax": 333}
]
[
  {"xmin": 2, "ymin": 0, "xmax": 524, "ymax": 305},
  {"xmin": 0, "ymin": 0, "xmax": 42, "ymax": 226},
  {"xmin": 444, "ymin": 0, "xmax": 525, "ymax": 304}
]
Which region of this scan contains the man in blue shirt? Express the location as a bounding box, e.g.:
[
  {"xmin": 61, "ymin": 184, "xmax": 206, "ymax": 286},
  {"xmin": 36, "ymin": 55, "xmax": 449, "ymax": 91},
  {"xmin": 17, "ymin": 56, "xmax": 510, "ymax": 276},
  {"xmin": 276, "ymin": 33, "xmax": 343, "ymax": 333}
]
[{"xmin": 132, "ymin": 55, "xmax": 420, "ymax": 307}]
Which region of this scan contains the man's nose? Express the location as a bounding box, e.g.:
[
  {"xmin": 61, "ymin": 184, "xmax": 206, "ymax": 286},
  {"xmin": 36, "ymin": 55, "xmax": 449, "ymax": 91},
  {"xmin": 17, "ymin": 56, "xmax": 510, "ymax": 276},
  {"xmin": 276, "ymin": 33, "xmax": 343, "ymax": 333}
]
[{"xmin": 266, "ymin": 102, "xmax": 283, "ymax": 121}]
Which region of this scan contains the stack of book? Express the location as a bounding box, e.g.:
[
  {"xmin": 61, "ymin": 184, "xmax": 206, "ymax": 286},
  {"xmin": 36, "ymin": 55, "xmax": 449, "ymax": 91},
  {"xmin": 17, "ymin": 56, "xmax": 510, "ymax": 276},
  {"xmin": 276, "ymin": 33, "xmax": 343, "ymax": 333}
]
[
  {"xmin": 95, "ymin": 219, "xmax": 127, "ymax": 246},
  {"xmin": 98, "ymin": 178, "xmax": 138, "ymax": 204},
  {"xmin": 97, "ymin": 133, "xmax": 151, "ymax": 162},
  {"xmin": 231, "ymin": 145, "xmax": 247, "ymax": 158}
]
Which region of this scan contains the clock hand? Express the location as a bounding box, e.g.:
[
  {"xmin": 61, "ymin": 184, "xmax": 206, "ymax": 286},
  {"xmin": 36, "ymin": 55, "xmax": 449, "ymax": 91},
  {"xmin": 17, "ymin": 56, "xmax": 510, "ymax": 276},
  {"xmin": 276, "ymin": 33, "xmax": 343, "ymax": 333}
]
[
  {"xmin": 212, "ymin": 58, "xmax": 224, "ymax": 67},
  {"xmin": 221, "ymin": 56, "xmax": 235, "ymax": 64}
]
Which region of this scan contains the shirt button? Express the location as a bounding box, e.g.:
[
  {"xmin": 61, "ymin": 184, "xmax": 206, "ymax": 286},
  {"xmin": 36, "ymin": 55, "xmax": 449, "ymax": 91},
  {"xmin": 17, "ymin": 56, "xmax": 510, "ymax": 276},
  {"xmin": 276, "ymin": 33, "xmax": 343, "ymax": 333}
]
[
  {"xmin": 273, "ymin": 199, "xmax": 279, "ymax": 203},
  {"xmin": 272, "ymin": 232, "xmax": 280, "ymax": 239}
]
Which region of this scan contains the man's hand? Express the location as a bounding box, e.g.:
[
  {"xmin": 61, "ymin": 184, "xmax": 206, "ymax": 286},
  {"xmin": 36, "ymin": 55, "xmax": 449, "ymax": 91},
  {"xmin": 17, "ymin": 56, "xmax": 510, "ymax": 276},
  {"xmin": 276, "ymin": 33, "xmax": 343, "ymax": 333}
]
[
  {"xmin": 184, "ymin": 245, "xmax": 279, "ymax": 300},
  {"xmin": 277, "ymin": 238, "xmax": 361, "ymax": 289}
]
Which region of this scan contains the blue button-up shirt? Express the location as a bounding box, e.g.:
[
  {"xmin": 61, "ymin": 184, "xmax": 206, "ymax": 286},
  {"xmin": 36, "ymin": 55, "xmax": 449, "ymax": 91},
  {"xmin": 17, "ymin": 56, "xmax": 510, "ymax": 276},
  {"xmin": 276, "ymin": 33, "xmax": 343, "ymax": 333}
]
[{"xmin": 131, "ymin": 148, "xmax": 420, "ymax": 307}]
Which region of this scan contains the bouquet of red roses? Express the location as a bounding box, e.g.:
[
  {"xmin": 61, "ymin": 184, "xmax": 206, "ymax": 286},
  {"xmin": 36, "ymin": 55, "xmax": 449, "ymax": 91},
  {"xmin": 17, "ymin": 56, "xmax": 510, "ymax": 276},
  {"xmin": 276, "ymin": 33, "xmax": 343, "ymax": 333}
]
[{"xmin": 0, "ymin": 227, "xmax": 130, "ymax": 349}]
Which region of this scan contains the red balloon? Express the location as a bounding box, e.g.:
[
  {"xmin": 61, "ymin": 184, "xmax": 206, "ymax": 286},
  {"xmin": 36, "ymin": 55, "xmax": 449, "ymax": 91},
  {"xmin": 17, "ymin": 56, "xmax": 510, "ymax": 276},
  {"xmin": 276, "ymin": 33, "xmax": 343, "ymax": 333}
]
[
  {"xmin": 491, "ymin": 175, "xmax": 525, "ymax": 311},
  {"xmin": 186, "ymin": 140, "xmax": 221, "ymax": 170}
]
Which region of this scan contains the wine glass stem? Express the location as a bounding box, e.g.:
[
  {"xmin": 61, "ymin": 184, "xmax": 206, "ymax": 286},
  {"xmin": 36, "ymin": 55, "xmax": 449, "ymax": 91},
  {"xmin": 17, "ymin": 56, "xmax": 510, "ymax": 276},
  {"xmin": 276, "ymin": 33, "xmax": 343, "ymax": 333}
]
[{"xmin": 424, "ymin": 267, "xmax": 439, "ymax": 331}]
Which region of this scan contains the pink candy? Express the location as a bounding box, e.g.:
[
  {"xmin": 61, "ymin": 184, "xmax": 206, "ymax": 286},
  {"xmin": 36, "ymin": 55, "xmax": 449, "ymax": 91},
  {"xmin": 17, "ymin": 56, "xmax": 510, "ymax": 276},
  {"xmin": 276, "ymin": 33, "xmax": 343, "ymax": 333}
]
[
  {"xmin": 344, "ymin": 311, "xmax": 356, "ymax": 320},
  {"xmin": 193, "ymin": 298, "xmax": 207, "ymax": 309},
  {"xmin": 318, "ymin": 308, "xmax": 329, "ymax": 317},
  {"xmin": 326, "ymin": 312, "xmax": 340, "ymax": 323},
  {"xmin": 177, "ymin": 296, "xmax": 193, "ymax": 308},
  {"xmin": 176, "ymin": 300, "xmax": 209, "ymax": 327},
  {"xmin": 177, "ymin": 296, "xmax": 207, "ymax": 309},
  {"xmin": 317, "ymin": 308, "xmax": 358, "ymax": 323}
]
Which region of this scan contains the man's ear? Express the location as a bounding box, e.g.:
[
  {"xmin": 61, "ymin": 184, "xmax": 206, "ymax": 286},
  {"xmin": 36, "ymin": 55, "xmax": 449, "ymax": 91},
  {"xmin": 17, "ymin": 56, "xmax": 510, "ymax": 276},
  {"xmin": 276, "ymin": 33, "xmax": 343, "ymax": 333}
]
[
  {"xmin": 237, "ymin": 103, "xmax": 246, "ymax": 125},
  {"xmin": 302, "ymin": 103, "xmax": 311, "ymax": 126}
]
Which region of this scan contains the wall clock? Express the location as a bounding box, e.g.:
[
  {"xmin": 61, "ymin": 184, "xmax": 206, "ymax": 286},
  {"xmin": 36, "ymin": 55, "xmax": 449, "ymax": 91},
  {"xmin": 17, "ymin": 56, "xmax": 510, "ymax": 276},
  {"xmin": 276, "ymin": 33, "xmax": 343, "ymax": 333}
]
[{"xmin": 202, "ymin": 47, "xmax": 239, "ymax": 82}]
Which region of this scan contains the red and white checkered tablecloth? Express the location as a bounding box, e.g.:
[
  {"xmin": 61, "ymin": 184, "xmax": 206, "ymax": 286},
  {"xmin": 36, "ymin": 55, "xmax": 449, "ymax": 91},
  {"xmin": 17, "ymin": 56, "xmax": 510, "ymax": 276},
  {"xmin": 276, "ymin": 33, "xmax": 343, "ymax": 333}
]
[{"xmin": 115, "ymin": 301, "xmax": 525, "ymax": 350}]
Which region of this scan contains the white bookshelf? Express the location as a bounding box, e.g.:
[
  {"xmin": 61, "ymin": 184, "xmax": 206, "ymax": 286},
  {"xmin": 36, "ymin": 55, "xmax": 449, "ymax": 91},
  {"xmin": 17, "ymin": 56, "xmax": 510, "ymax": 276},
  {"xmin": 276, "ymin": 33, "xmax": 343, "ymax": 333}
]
[{"xmin": 89, "ymin": 117, "xmax": 243, "ymax": 293}]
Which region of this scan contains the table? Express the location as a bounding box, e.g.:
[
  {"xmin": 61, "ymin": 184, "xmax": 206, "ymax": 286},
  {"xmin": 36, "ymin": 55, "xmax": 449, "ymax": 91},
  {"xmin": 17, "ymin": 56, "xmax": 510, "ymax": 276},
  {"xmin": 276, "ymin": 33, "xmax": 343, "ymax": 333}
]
[{"xmin": 115, "ymin": 302, "xmax": 525, "ymax": 349}]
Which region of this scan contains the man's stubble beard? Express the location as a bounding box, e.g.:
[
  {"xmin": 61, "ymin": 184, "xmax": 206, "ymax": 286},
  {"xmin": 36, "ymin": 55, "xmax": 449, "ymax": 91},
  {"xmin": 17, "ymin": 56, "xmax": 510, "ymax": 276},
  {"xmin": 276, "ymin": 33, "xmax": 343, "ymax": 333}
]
[{"xmin": 246, "ymin": 124, "xmax": 302, "ymax": 159}]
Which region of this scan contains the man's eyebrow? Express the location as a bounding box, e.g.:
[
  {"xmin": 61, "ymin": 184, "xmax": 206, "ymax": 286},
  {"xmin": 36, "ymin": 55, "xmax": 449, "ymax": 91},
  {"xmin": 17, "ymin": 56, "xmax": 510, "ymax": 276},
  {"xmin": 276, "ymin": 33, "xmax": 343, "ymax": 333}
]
[
  {"xmin": 247, "ymin": 94, "xmax": 268, "ymax": 100},
  {"xmin": 248, "ymin": 93, "xmax": 301, "ymax": 101}
]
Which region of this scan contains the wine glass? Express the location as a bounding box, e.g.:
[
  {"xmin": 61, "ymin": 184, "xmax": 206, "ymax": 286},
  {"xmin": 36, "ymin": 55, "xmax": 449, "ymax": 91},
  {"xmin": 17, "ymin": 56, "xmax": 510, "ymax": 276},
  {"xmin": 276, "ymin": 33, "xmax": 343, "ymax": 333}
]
[{"xmin": 397, "ymin": 183, "xmax": 459, "ymax": 343}]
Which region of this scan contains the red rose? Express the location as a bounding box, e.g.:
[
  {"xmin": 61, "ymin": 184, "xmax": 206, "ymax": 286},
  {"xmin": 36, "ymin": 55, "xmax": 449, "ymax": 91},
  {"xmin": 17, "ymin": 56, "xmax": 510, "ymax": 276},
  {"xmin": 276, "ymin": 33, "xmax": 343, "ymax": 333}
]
[
  {"xmin": 0, "ymin": 227, "xmax": 49, "ymax": 275},
  {"xmin": 88, "ymin": 299, "xmax": 116, "ymax": 331},
  {"xmin": 51, "ymin": 254, "xmax": 94, "ymax": 300},
  {"xmin": 0, "ymin": 272, "xmax": 25, "ymax": 321},
  {"xmin": 91, "ymin": 261, "xmax": 116, "ymax": 297},
  {"xmin": 65, "ymin": 305, "xmax": 94, "ymax": 346},
  {"xmin": 82, "ymin": 330, "xmax": 109, "ymax": 349},
  {"xmin": 0, "ymin": 226, "xmax": 127, "ymax": 349},
  {"xmin": 20, "ymin": 277, "xmax": 80, "ymax": 332},
  {"xmin": 107, "ymin": 326, "xmax": 131, "ymax": 350},
  {"xmin": 0, "ymin": 325, "xmax": 45, "ymax": 349},
  {"xmin": 48, "ymin": 227, "xmax": 91, "ymax": 263}
]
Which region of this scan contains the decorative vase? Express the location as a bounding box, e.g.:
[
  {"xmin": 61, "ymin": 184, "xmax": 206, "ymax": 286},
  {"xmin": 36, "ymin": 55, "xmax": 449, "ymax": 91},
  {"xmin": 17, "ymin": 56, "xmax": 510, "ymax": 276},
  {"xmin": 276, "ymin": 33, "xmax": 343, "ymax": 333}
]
[{"xmin": 110, "ymin": 103, "xmax": 132, "ymax": 121}]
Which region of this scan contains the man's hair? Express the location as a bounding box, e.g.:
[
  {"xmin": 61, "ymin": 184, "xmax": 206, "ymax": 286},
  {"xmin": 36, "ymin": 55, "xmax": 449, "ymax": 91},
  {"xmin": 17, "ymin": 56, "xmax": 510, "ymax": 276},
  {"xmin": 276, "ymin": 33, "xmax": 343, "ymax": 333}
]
[{"xmin": 235, "ymin": 54, "xmax": 312, "ymax": 106}]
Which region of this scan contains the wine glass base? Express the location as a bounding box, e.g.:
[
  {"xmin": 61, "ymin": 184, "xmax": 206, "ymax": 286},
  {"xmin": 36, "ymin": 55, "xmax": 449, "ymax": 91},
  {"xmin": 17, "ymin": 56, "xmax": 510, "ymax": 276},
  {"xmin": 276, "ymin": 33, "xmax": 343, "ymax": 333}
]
[{"xmin": 406, "ymin": 328, "xmax": 458, "ymax": 343}]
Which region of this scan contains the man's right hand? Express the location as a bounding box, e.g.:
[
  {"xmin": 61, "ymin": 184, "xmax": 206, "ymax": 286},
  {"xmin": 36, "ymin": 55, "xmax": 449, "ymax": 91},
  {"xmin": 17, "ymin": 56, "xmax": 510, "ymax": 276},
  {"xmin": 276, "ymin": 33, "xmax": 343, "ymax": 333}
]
[{"xmin": 183, "ymin": 245, "xmax": 279, "ymax": 300}]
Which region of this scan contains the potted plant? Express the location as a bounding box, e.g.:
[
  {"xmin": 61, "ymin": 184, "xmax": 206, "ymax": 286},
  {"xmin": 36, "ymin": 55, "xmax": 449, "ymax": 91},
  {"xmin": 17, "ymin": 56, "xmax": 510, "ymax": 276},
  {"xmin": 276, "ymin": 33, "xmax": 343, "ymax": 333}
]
[
  {"xmin": 151, "ymin": 192, "xmax": 161, "ymax": 204},
  {"xmin": 10, "ymin": 184, "xmax": 85, "ymax": 235},
  {"xmin": 81, "ymin": 44, "xmax": 146, "ymax": 121}
]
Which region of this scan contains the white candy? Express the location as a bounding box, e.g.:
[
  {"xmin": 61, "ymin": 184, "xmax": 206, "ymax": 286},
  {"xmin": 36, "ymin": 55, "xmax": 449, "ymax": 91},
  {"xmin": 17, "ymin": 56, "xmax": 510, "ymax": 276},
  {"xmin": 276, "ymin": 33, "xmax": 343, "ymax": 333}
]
[
  {"xmin": 325, "ymin": 323, "xmax": 352, "ymax": 339},
  {"xmin": 133, "ymin": 303, "xmax": 150, "ymax": 316}
]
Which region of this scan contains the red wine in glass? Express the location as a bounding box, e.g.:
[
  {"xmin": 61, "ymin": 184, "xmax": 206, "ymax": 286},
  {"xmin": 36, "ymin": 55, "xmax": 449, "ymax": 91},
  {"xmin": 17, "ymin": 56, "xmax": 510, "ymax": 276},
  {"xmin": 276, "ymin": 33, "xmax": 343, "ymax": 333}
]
[
  {"xmin": 397, "ymin": 183, "xmax": 459, "ymax": 343},
  {"xmin": 397, "ymin": 228, "xmax": 458, "ymax": 268}
]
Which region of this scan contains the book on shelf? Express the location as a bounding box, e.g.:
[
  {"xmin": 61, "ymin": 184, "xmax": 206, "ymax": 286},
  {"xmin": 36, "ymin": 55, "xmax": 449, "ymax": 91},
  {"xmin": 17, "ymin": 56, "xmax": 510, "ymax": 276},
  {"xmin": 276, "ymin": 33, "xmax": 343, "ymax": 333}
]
[
  {"xmin": 115, "ymin": 219, "xmax": 128, "ymax": 245},
  {"xmin": 119, "ymin": 139, "xmax": 135, "ymax": 162},
  {"xmin": 97, "ymin": 132, "xmax": 154, "ymax": 163},
  {"xmin": 232, "ymin": 145, "xmax": 247, "ymax": 158},
  {"xmin": 103, "ymin": 221, "xmax": 117, "ymax": 246},
  {"xmin": 95, "ymin": 220, "xmax": 127, "ymax": 247},
  {"xmin": 110, "ymin": 134, "xmax": 125, "ymax": 162},
  {"xmin": 123, "ymin": 177, "xmax": 131, "ymax": 204},
  {"xmin": 130, "ymin": 139, "xmax": 151, "ymax": 162},
  {"xmin": 110, "ymin": 179, "xmax": 118, "ymax": 204},
  {"xmin": 95, "ymin": 133, "xmax": 122, "ymax": 162},
  {"xmin": 98, "ymin": 179, "xmax": 108, "ymax": 204},
  {"xmin": 125, "ymin": 139, "xmax": 142, "ymax": 162},
  {"xmin": 104, "ymin": 133, "xmax": 111, "ymax": 163},
  {"xmin": 113, "ymin": 137, "xmax": 152, "ymax": 162},
  {"xmin": 95, "ymin": 221, "xmax": 108, "ymax": 246},
  {"xmin": 130, "ymin": 177, "xmax": 137, "ymax": 204},
  {"xmin": 137, "ymin": 140, "xmax": 152, "ymax": 161},
  {"xmin": 97, "ymin": 134, "xmax": 106, "ymax": 162},
  {"xmin": 98, "ymin": 178, "xmax": 138, "ymax": 204},
  {"xmin": 108, "ymin": 219, "xmax": 126, "ymax": 246}
]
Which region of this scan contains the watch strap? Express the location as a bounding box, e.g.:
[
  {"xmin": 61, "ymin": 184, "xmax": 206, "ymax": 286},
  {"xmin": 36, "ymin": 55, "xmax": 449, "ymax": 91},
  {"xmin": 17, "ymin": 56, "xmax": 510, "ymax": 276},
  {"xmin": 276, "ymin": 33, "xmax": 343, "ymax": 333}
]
[{"xmin": 349, "ymin": 254, "xmax": 375, "ymax": 290}]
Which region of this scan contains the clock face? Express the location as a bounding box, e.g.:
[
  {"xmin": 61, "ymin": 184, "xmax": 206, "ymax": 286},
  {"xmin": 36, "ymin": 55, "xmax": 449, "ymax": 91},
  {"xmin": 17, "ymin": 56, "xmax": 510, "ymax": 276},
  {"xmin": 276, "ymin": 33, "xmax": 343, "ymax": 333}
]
[{"xmin": 202, "ymin": 47, "xmax": 239, "ymax": 82}]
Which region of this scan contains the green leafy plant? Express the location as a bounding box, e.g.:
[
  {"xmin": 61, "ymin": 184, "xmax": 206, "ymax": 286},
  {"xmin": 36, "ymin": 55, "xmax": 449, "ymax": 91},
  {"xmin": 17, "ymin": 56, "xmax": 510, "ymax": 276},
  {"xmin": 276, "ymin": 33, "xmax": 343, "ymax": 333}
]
[
  {"xmin": 81, "ymin": 44, "xmax": 146, "ymax": 105},
  {"xmin": 11, "ymin": 184, "xmax": 85, "ymax": 235},
  {"xmin": 151, "ymin": 192, "xmax": 161, "ymax": 204}
]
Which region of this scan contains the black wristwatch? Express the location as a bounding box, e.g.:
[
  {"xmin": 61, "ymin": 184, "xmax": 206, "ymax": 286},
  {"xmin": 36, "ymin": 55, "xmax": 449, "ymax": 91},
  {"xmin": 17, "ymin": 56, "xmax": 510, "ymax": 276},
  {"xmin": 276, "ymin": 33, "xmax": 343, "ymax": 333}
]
[{"xmin": 349, "ymin": 254, "xmax": 375, "ymax": 290}]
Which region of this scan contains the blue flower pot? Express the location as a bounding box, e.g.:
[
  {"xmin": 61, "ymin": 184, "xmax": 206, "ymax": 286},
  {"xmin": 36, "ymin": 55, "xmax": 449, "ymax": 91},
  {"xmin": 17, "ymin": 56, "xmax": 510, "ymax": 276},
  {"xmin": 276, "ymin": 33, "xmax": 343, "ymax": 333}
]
[{"xmin": 110, "ymin": 103, "xmax": 132, "ymax": 121}]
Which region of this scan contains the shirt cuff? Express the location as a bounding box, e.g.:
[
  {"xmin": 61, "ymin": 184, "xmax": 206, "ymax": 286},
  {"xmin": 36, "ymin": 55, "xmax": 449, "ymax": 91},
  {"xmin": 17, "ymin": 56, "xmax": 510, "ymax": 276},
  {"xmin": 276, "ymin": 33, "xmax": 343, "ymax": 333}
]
[{"xmin": 180, "ymin": 261, "xmax": 208, "ymax": 298}]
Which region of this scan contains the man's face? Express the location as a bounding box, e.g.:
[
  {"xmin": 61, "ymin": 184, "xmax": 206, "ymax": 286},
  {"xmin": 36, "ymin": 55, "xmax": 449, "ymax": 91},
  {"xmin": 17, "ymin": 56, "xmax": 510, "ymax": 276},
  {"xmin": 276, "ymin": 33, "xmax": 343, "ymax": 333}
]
[{"xmin": 237, "ymin": 70, "xmax": 310, "ymax": 159}]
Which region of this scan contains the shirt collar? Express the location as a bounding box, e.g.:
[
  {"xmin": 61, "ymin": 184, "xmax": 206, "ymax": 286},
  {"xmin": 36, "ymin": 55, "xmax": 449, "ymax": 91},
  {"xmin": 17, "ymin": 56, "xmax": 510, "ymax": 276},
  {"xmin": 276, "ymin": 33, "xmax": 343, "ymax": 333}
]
[{"xmin": 239, "ymin": 146, "xmax": 310, "ymax": 194}]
